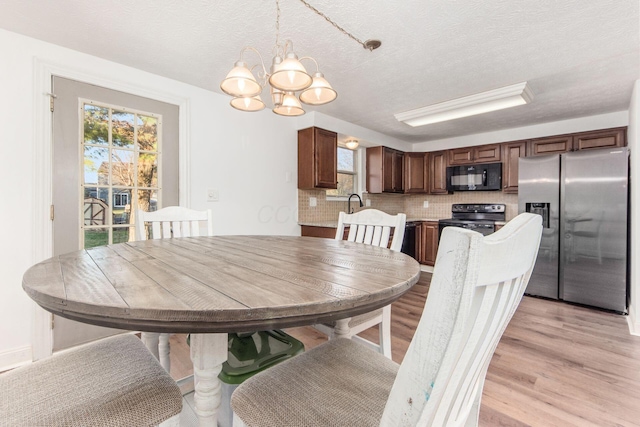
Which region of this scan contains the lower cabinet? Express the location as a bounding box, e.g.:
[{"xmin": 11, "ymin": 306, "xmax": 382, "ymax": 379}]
[
  {"xmin": 417, "ymin": 221, "xmax": 439, "ymax": 266},
  {"xmin": 301, "ymin": 225, "xmax": 349, "ymax": 240}
]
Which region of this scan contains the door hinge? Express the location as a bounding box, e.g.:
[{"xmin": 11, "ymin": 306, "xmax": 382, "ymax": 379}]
[
  {"xmin": 51, "ymin": 315, "xmax": 55, "ymax": 329},
  {"xmin": 47, "ymin": 92, "xmax": 57, "ymax": 112},
  {"xmin": 50, "ymin": 204, "xmax": 54, "ymax": 221}
]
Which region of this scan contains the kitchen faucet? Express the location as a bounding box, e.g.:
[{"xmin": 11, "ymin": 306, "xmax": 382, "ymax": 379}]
[{"xmin": 347, "ymin": 193, "xmax": 364, "ymax": 214}]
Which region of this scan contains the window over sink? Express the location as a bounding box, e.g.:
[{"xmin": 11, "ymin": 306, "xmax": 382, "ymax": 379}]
[{"xmin": 327, "ymin": 146, "xmax": 359, "ymax": 198}]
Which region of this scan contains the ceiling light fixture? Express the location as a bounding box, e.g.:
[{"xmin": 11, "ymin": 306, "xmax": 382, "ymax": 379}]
[
  {"xmin": 220, "ymin": 0, "xmax": 381, "ymax": 116},
  {"xmin": 394, "ymin": 82, "xmax": 533, "ymax": 127},
  {"xmin": 345, "ymin": 139, "xmax": 359, "ymax": 150}
]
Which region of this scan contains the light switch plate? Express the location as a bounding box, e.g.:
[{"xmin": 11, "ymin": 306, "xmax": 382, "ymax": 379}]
[
  {"xmin": 309, "ymin": 197, "xmax": 317, "ymax": 207},
  {"xmin": 423, "ymin": 200, "xmax": 429, "ymax": 208},
  {"xmin": 207, "ymin": 189, "xmax": 219, "ymax": 202},
  {"xmin": 366, "ymin": 199, "xmax": 371, "ymax": 207}
]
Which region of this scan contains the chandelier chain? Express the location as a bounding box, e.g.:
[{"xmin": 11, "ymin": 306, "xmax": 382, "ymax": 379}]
[
  {"xmin": 275, "ymin": 0, "xmax": 281, "ymax": 48},
  {"xmin": 296, "ymin": 0, "xmax": 367, "ymax": 49}
]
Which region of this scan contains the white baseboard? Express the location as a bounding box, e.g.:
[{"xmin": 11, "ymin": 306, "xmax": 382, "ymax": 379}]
[
  {"xmin": 0, "ymin": 345, "xmax": 32, "ymax": 372},
  {"xmin": 628, "ymin": 305, "xmax": 640, "ymax": 336},
  {"xmin": 420, "ymin": 265, "xmax": 434, "ymax": 273}
]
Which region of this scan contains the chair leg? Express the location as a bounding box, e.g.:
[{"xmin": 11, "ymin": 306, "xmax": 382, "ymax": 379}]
[
  {"xmin": 141, "ymin": 332, "xmax": 160, "ymax": 360},
  {"xmin": 159, "ymin": 333, "xmax": 171, "ymax": 372},
  {"xmin": 379, "ymin": 305, "xmax": 392, "ymax": 359}
]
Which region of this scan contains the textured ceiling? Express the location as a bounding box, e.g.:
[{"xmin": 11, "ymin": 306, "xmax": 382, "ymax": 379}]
[{"xmin": 1, "ymin": 0, "xmax": 638, "ymax": 143}]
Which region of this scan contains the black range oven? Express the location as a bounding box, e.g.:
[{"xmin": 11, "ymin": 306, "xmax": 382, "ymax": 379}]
[{"xmin": 438, "ymin": 204, "xmax": 506, "ymax": 239}]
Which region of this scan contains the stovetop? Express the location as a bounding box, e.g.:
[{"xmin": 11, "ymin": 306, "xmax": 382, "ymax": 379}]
[{"xmin": 443, "ymin": 203, "xmax": 506, "ymax": 222}]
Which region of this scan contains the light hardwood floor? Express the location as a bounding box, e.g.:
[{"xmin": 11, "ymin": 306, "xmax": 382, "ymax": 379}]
[{"xmin": 168, "ymin": 272, "xmax": 640, "ymax": 427}]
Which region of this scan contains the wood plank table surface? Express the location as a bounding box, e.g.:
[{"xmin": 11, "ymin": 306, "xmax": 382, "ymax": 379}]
[{"xmin": 23, "ymin": 235, "xmax": 421, "ymax": 426}]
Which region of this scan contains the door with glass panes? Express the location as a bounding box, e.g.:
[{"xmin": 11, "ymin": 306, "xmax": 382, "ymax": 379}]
[{"xmin": 52, "ymin": 76, "xmax": 179, "ymax": 352}]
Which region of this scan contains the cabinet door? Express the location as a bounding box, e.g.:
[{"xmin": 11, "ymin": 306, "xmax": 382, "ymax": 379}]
[
  {"xmin": 528, "ymin": 135, "xmax": 573, "ymax": 156},
  {"xmin": 473, "ymin": 144, "xmax": 501, "ymax": 163},
  {"xmin": 502, "ymin": 141, "xmax": 526, "ymax": 193},
  {"xmin": 573, "ymin": 128, "xmax": 625, "ymax": 151},
  {"xmin": 429, "ymin": 151, "xmax": 449, "ymax": 194},
  {"xmin": 404, "ymin": 152, "xmax": 429, "ymax": 193},
  {"xmin": 420, "ymin": 221, "xmax": 439, "ymax": 266},
  {"xmin": 314, "ymin": 128, "xmax": 338, "ymax": 188},
  {"xmin": 298, "ymin": 127, "xmax": 337, "ymax": 190},
  {"xmin": 448, "ymin": 147, "xmax": 473, "ymax": 165},
  {"xmin": 383, "ymin": 147, "xmax": 395, "ymax": 192},
  {"xmin": 415, "ymin": 222, "xmax": 424, "ymax": 263},
  {"xmin": 393, "ymin": 150, "xmax": 405, "ymax": 192}
]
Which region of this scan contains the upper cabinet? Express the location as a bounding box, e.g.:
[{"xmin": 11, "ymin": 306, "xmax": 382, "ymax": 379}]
[
  {"xmin": 528, "ymin": 135, "xmax": 573, "ymax": 156},
  {"xmin": 298, "ymin": 127, "xmax": 337, "ymax": 190},
  {"xmin": 528, "ymin": 127, "xmax": 626, "ymax": 156},
  {"xmin": 429, "ymin": 151, "xmax": 449, "ymax": 194},
  {"xmin": 367, "ymin": 146, "xmax": 404, "ymax": 193},
  {"xmin": 404, "ymin": 152, "xmax": 429, "ymax": 194},
  {"xmin": 572, "ymin": 127, "xmax": 625, "ymax": 151},
  {"xmin": 448, "ymin": 143, "xmax": 501, "ymax": 165},
  {"xmin": 501, "ymin": 141, "xmax": 526, "ymax": 193}
]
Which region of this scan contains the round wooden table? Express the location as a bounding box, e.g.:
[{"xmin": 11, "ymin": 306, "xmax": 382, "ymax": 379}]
[{"xmin": 23, "ymin": 235, "xmax": 421, "ymax": 426}]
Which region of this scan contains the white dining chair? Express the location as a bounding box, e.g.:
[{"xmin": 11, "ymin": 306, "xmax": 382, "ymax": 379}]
[
  {"xmin": 135, "ymin": 206, "xmax": 213, "ymax": 372},
  {"xmin": 231, "ymin": 213, "xmax": 542, "ymax": 427},
  {"xmin": 0, "ymin": 334, "xmax": 182, "ymax": 426},
  {"xmin": 312, "ymin": 209, "xmax": 407, "ymax": 359}
]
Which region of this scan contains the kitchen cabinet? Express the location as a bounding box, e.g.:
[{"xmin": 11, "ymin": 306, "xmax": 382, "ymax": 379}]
[
  {"xmin": 417, "ymin": 221, "xmax": 439, "ymax": 266},
  {"xmin": 501, "ymin": 140, "xmax": 527, "ymax": 193},
  {"xmin": 572, "ymin": 127, "xmax": 625, "ymax": 151},
  {"xmin": 301, "ymin": 225, "xmax": 349, "ymax": 240},
  {"xmin": 448, "ymin": 144, "xmax": 501, "ymax": 165},
  {"xmin": 528, "ymin": 135, "xmax": 573, "ymax": 156},
  {"xmin": 404, "ymin": 152, "xmax": 429, "ymax": 193},
  {"xmin": 528, "ymin": 127, "xmax": 626, "ymax": 156},
  {"xmin": 298, "ymin": 127, "xmax": 337, "ymax": 190},
  {"xmin": 366, "ymin": 146, "xmax": 404, "ymax": 193},
  {"xmin": 429, "ymin": 151, "xmax": 449, "ymax": 194}
]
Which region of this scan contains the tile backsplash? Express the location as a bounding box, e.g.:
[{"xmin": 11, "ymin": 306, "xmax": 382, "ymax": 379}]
[{"xmin": 298, "ymin": 189, "xmax": 518, "ymax": 223}]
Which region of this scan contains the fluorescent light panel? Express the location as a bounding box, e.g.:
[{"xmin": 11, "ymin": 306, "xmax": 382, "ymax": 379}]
[{"xmin": 395, "ymin": 82, "xmax": 533, "ymax": 127}]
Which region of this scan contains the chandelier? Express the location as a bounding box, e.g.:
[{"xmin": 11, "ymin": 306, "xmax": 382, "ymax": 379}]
[{"xmin": 220, "ymin": 0, "xmax": 380, "ymax": 116}]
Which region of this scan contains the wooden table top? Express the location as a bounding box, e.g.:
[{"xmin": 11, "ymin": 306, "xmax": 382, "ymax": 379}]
[{"xmin": 23, "ymin": 236, "xmax": 421, "ymax": 333}]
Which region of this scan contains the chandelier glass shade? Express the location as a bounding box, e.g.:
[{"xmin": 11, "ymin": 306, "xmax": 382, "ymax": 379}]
[
  {"xmin": 230, "ymin": 95, "xmax": 265, "ymax": 112},
  {"xmin": 300, "ymin": 72, "xmax": 338, "ymax": 105}
]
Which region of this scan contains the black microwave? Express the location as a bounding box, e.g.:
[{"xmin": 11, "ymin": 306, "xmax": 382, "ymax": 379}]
[{"xmin": 446, "ymin": 162, "xmax": 502, "ymax": 191}]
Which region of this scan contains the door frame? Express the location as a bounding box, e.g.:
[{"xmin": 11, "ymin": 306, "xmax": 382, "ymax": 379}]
[{"xmin": 32, "ymin": 58, "xmax": 191, "ymax": 360}]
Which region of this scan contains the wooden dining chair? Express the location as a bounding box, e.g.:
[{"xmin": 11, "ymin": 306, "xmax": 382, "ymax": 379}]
[
  {"xmin": 312, "ymin": 209, "xmax": 407, "ymax": 359},
  {"xmin": 135, "ymin": 206, "xmax": 213, "ymax": 372},
  {"xmin": 231, "ymin": 213, "xmax": 542, "ymax": 427}
]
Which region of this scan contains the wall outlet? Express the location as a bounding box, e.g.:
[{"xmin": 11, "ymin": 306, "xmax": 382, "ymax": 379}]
[
  {"xmin": 309, "ymin": 197, "xmax": 317, "ymax": 207},
  {"xmin": 207, "ymin": 189, "xmax": 219, "ymax": 202},
  {"xmin": 366, "ymin": 199, "xmax": 371, "ymax": 207},
  {"xmin": 285, "ymin": 171, "xmax": 292, "ymax": 183},
  {"xmin": 423, "ymin": 200, "xmax": 429, "ymax": 208}
]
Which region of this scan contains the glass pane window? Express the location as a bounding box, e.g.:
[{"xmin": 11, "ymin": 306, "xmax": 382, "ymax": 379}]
[
  {"xmin": 337, "ymin": 147, "xmax": 355, "ymax": 172},
  {"xmin": 327, "ymin": 147, "xmax": 358, "ymax": 197},
  {"xmin": 81, "ymin": 101, "xmax": 161, "ymax": 248}
]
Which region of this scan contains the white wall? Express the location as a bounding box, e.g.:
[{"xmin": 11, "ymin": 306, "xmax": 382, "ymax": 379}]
[
  {"xmin": 412, "ymin": 111, "xmax": 629, "ymax": 152},
  {"xmin": 628, "ymin": 79, "xmax": 639, "ymax": 335},
  {"xmin": 0, "ymin": 28, "xmax": 301, "ymax": 368}
]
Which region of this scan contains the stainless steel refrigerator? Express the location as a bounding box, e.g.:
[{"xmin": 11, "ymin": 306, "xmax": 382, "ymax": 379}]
[{"xmin": 518, "ymin": 147, "xmax": 629, "ymax": 313}]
